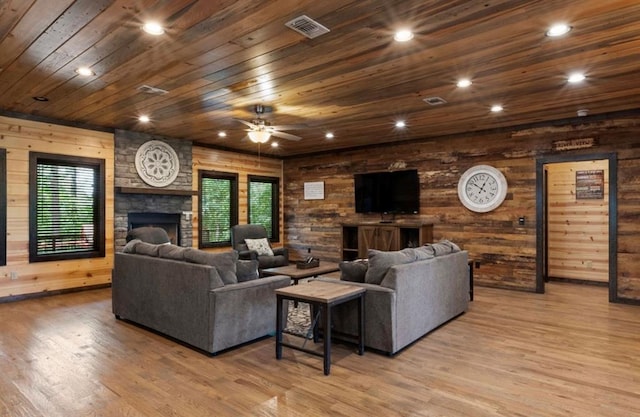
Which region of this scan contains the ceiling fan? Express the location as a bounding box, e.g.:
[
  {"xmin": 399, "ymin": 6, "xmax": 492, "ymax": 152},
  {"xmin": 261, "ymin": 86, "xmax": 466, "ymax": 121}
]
[{"xmin": 235, "ymin": 104, "xmax": 305, "ymax": 143}]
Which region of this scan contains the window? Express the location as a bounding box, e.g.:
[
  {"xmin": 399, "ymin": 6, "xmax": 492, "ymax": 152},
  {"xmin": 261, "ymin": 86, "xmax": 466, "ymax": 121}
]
[
  {"xmin": 0, "ymin": 149, "xmax": 6, "ymax": 266},
  {"xmin": 199, "ymin": 171, "xmax": 238, "ymax": 247},
  {"xmin": 248, "ymin": 175, "xmax": 279, "ymax": 242},
  {"xmin": 29, "ymin": 153, "xmax": 105, "ymax": 262}
]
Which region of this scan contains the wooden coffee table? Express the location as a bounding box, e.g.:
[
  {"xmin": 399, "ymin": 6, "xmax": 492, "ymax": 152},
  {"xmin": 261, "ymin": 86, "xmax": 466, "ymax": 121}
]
[
  {"xmin": 275, "ymin": 280, "xmax": 365, "ymax": 375},
  {"xmin": 262, "ymin": 262, "xmax": 340, "ymax": 285}
]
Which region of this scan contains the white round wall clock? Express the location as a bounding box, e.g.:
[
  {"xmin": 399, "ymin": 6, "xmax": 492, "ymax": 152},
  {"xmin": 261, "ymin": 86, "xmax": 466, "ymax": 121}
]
[
  {"xmin": 457, "ymin": 165, "xmax": 508, "ymax": 213},
  {"xmin": 135, "ymin": 140, "xmax": 180, "ymax": 187}
]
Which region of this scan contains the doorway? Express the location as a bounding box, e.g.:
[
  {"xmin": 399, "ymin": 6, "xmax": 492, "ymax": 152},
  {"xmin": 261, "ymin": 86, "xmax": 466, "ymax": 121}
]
[{"xmin": 535, "ymin": 153, "xmax": 617, "ymax": 301}]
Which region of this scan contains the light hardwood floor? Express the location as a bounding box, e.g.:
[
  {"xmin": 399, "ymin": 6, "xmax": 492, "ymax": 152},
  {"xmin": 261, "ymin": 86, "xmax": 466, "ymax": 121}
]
[{"xmin": 1, "ymin": 283, "xmax": 639, "ymax": 417}]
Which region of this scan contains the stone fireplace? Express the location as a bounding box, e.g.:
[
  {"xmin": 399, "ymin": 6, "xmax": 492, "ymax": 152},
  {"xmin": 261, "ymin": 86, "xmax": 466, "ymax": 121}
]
[{"xmin": 114, "ymin": 130, "xmax": 193, "ymax": 252}]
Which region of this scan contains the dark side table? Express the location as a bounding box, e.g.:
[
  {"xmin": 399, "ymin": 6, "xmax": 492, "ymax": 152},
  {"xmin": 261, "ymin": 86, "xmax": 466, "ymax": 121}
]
[{"xmin": 275, "ymin": 280, "xmax": 365, "ymax": 375}]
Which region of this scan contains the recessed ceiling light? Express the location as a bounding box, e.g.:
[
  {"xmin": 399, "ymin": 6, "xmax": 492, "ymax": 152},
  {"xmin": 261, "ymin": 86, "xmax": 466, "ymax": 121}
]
[
  {"xmin": 218, "ymin": 131, "xmax": 227, "ymax": 138},
  {"xmin": 271, "ymin": 142, "xmax": 278, "ymax": 148},
  {"xmin": 491, "ymin": 105, "xmax": 503, "ymax": 113},
  {"xmin": 325, "ymin": 132, "xmax": 334, "ymax": 139},
  {"xmin": 394, "ymin": 29, "xmax": 414, "ymax": 42},
  {"xmin": 76, "ymin": 67, "xmax": 94, "ymax": 76},
  {"xmin": 139, "ymin": 115, "xmax": 150, "ymax": 123},
  {"xmin": 568, "ymin": 72, "xmax": 586, "ymax": 83},
  {"xmin": 546, "ymin": 23, "xmax": 572, "ymax": 37},
  {"xmin": 142, "ymin": 21, "xmax": 165, "ymax": 35},
  {"xmin": 457, "ymin": 79, "xmax": 472, "ymax": 88},
  {"xmin": 32, "ymin": 96, "xmax": 49, "ymax": 102},
  {"xmin": 395, "ymin": 120, "xmax": 406, "ymax": 128}
]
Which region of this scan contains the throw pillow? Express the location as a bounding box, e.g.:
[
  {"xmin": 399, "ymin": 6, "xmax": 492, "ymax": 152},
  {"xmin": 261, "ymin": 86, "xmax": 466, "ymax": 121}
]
[
  {"xmin": 158, "ymin": 244, "xmax": 188, "ymax": 261},
  {"xmin": 245, "ymin": 238, "xmax": 274, "ymax": 256},
  {"xmin": 135, "ymin": 241, "xmax": 161, "ymax": 257},
  {"xmin": 236, "ymin": 259, "xmax": 260, "ymax": 282},
  {"xmin": 126, "ymin": 226, "xmax": 171, "ymax": 244},
  {"xmin": 365, "ymin": 248, "xmax": 418, "ymax": 285},
  {"xmin": 427, "ymin": 239, "xmax": 461, "ymax": 256},
  {"xmin": 184, "ymin": 249, "xmax": 239, "ymax": 285},
  {"xmin": 339, "ymin": 259, "xmax": 368, "ymax": 283},
  {"xmin": 413, "ymin": 245, "xmax": 436, "ymax": 260},
  {"xmin": 122, "ymin": 238, "xmax": 141, "ymax": 253}
]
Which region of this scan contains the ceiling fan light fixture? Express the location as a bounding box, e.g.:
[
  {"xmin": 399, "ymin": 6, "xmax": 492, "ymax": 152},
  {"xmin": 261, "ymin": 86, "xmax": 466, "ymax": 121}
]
[
  {"xmin": 143, "ymin": 21, "xmax": 165, "ymax": 35},
  {"xmin": 248, "ymin": 130, "xmax": 271, "ymax": 143}
]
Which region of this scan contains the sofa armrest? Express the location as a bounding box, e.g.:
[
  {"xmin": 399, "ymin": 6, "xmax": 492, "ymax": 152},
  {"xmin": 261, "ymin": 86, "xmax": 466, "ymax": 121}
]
[
  {"xmin": 272, "ymin": 246, "xmax": 288, "ymax": 260},
  {"xmin": 238, "ymin": 249, "xmax": 258, "ymax": 261},
  {"xmin": 208, "ymin": 275, "xmax": 291, "ymax": 352}
]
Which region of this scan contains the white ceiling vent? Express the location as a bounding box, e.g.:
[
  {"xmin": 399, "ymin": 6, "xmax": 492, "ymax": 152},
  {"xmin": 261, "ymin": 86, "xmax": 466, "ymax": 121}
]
[
  {"xmin": 423, "ymin": 96, "xmax": 447, "ymax": 106},
  {"xmin": 137, "ymin": 85, "xmax": 169, "ymax": 95},
  {"xmin": 285, "ymin": 15, "xmax": 330, "ymax": 39}
]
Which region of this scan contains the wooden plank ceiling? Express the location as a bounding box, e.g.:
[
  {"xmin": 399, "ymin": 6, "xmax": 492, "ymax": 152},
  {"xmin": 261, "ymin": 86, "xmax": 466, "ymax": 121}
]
[{"xmin": 1, "ymin": 0, "xmax": 639, "ymax": 157}]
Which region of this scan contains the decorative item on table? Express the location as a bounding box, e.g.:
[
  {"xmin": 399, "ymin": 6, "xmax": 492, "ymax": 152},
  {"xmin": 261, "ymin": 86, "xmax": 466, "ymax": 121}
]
[
  {"xmin": 296, "ymin": 258, "xmax": 320, "ymax": 269},
  {"xmin": 297, "ymin": 248, "xmax": 319, "ymax": 269}
]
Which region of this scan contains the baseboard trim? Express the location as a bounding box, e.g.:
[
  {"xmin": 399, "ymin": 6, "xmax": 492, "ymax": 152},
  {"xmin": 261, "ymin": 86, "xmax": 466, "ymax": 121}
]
[{"xmin": 0, "ymin": 283, "xmax": 111, "ymax": 304}]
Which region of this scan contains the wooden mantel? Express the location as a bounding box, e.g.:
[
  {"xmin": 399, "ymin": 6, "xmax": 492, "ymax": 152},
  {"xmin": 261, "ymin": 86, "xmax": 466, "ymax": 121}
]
[{"xmin": 115, "ymin": 187, "xmax": 197, "ymax": 196}]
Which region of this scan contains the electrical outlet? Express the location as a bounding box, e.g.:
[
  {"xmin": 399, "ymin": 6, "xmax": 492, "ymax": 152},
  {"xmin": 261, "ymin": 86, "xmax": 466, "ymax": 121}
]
[
  {"xmin": 586, "ymin": 260, "xmax": 593, "ymax": 268},
  {"xmin": 10, "ymin": 271, "xmax": 18, "ymax": 280}
]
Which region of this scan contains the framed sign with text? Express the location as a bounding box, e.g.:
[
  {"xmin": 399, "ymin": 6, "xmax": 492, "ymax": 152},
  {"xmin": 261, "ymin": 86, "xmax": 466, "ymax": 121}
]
[{"xmin": 576, "ymin": 170, "xmax": 604, "ymax": 200}]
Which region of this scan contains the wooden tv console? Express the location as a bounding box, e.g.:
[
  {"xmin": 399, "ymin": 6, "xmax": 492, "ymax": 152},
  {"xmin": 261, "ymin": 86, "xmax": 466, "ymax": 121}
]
[{"xmin": 341, "ymin": 223, "xmax": 433, "ymax": 260}]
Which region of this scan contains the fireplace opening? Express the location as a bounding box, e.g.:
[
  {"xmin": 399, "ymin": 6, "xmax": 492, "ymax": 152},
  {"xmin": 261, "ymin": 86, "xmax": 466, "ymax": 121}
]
[{"xmin": 128, "ymin": 212, "xmax": 181, "ymax": 245}]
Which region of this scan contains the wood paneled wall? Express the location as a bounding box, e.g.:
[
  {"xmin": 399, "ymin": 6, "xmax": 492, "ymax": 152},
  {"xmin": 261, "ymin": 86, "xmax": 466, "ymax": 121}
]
[
  {"xmin": 283, "ymin": 116, "xmax": 640, "ymax": 301},
  {"xmin": 546, "ymin": 160, "xmax": 609, "ymax": 282},
  {"xmin": 0, "ymin": 116, "xmax": 114, "ymax": 299},
  {"xmin": 191, "ymin": 147, "xmax": 283, "ymax": 251}
]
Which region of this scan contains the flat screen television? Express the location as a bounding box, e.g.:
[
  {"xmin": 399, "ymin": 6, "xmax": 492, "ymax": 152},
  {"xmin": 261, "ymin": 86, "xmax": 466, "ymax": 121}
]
[{"xmin": 354, "ymin": 169, "xmax": 420, "ymax": 214}]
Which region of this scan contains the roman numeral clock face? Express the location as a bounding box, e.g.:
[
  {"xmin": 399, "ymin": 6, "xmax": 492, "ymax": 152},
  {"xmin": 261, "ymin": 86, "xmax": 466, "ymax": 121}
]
[{"xmin": 457, "ymin": 165, "xmax": 508, "ymax": 212}]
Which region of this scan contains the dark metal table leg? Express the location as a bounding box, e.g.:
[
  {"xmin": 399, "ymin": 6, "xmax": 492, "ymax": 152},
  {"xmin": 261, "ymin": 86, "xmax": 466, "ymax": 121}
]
[
  {"xmin": 276, "ymin": 295, "xmax": 283, "ymax": 359},
  {"xmin": 323, "ymin": 304, "xmax": 331, "ymax": 375},
  {"xmin": 357, "ymin": 294, "xmax": 364, "ymax": 355}
]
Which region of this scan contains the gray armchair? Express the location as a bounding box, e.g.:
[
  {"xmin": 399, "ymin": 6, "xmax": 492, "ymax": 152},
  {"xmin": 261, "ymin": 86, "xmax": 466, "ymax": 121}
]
[{"xmin": 230, "ymin": 224, "xmax": 289, "ymax": 269}]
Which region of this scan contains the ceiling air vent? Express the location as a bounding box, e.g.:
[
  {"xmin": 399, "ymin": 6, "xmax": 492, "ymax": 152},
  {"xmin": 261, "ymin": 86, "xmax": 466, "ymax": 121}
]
[
  {"xmin": 423, "ymin": 96, "xmax": 447, "ymax": 106},
  {"xmin": 137, "ymin": 85, "xmax": 169, "ymax": 95},
  {"xmin": 285, "ymin": 15, "xmax": 330, "ymax": 39}
]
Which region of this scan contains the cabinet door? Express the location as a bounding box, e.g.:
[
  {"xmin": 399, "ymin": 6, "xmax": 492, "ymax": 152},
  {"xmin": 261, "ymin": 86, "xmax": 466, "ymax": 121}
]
[
  {"xmin": 375, "ymin": 226, "xmax": 399, "ymax": 251},
  {"xmin": 358, "ymin": 226, "xmax": 378, "ymax": 258},
  {"xmin": 358, "ymin": 226, "xmax": 399, "ymax": 256}
]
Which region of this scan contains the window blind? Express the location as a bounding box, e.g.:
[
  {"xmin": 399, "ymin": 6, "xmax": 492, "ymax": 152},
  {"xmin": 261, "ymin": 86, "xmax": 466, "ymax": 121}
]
[{"xmin": 36, "ymin": 161, "xmax": 97, "ymax": 255}]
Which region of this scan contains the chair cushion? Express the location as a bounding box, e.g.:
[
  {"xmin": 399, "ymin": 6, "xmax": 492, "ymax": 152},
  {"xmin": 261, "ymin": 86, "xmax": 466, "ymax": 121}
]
[{"xmin": 245, "ymin": 238, "xmax": 274, "ymax": 256}]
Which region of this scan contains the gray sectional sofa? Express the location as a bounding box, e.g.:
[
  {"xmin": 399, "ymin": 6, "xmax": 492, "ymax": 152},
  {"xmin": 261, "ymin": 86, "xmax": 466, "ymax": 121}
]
[
  {"xmin": 112, "ymin": 239, "xmax": 291, "ymax": 354},
  {"xmin": 316, "ymin": 241, "xmax": 469, "ymax": 355}
]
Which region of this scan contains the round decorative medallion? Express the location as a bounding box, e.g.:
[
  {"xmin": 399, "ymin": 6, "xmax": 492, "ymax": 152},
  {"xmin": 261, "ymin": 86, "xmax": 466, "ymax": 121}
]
[
  {"xmin": 457, "ymin": 165, "xmax": 508, "ymax": 213},
  {"xmin": 135, "ymin": 140, "xmax": 180, "ymax": 187}
]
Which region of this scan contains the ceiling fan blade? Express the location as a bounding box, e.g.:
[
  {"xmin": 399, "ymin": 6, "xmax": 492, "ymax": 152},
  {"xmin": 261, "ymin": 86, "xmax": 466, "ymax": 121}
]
[
  {"xmin": 234, "ymin": 118, "xmax": 257, "ymax": 129},
  {"xmin": 270, "ymin": 130, "xmax": 302, "ymax": 141},
  {"xmin": 268, "ymin": 124, "xmax": 308, "ymax": 130}
]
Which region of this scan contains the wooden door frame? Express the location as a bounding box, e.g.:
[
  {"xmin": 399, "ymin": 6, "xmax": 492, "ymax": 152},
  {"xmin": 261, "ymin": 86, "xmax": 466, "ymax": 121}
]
[{"xmin": 535, "ymin": 153, "xmax": 618, "ymax": 302}]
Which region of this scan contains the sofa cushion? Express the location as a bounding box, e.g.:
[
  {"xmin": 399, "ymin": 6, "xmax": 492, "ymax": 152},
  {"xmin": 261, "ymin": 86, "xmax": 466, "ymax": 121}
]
[
  {"xmin": 245, "ymin": 238, "xmax": 274, "ymax": 256},
  {"xmin": 135, "ymin": 241, "xmax": 162, "ymax": 257},
  {"xmin": 126, "ymin": 226, "xmax": 171, "ymax": 244},
  {"xmin": 122, "ymin": 238, "xmax": 141, "ymax": 253},
  {"xmin": 236, "ymin": 259, "xmax": 259, "ymax": 282},
  {"xmin": 184, "ymin": 249, "xmax": 239, "ymax": 285},
  {"xmin": 365, "ymin": 248, "xmax": 418, "ymax": 285},
  {"xmin": 339, "ymin": 259, "xmax": 368, "ymax": 283},
  {"xmin": 158, "ymin": 244, "xmax": 188, "ymax": 261}
]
